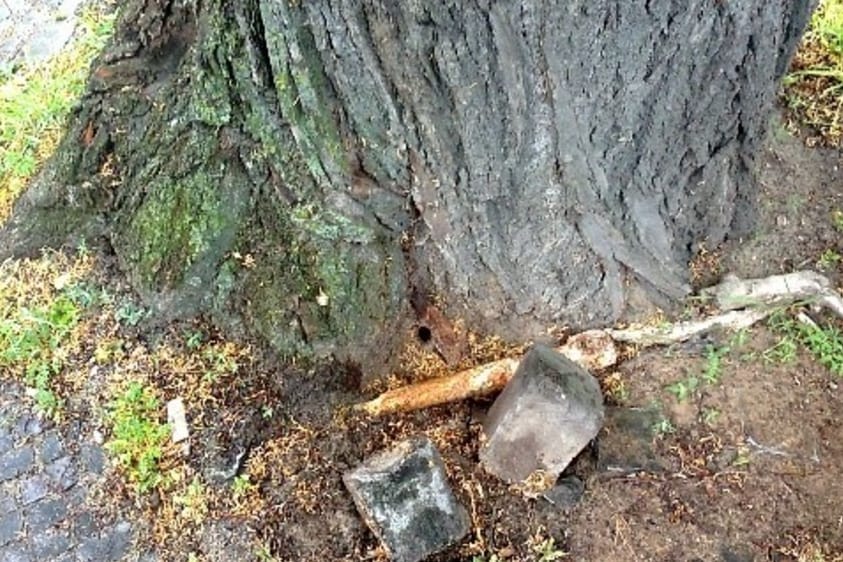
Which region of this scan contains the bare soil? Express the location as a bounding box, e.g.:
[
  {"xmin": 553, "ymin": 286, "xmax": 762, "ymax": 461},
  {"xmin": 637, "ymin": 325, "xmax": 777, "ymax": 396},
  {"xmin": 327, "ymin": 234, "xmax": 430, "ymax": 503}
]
[
  {"xmin": 14, "ymin": 117, "xmax": 842, "ymax": 562},
  {"xmin": 123, "ymin": 119, "xmax": 843, "ymax": 562}
]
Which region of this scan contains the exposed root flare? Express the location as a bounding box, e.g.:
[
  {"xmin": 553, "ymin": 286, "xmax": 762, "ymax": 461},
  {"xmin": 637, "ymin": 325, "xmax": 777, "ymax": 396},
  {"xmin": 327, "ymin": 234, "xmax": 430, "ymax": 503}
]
[{"xmin": 356, "ymin": 271, "xmax": 843, "ymax": 417}]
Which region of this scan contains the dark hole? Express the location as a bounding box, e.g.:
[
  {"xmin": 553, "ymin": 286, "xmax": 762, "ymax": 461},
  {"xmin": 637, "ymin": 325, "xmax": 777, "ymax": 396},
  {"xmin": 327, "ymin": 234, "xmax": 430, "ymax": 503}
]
[{"xmin": 417, "ymin": 325, "xmax": 432, "ymax": 343}]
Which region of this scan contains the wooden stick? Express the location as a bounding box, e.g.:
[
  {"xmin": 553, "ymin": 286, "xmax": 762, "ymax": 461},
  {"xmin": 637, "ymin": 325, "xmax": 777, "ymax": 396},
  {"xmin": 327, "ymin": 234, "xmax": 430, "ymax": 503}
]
[
  {"xmin": 357, "ymin": 271, "xmax": 843, "ymax": 416},
  {"xmin": 705, "ymin": 270, "xmax": 843, "ymax": 316},
  {"xmin": 356, "ymin": 330, "xmax": 617, "ymax": 417},
  {"xmin": 607, "ymin": 308, "xmax": 771, "ymax": 346}
]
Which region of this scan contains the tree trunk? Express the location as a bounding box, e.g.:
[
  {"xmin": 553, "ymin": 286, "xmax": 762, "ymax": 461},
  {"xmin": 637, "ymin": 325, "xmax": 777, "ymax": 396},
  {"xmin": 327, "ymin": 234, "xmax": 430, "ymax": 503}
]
[{"xmin": 0, "ymin": 0, "xmax": 814, "ymax": 373}]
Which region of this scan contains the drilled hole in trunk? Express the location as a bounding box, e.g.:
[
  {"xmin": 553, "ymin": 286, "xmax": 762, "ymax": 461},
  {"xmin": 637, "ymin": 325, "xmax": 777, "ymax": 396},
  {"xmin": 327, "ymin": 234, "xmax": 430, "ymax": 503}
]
[{"xmin": 417, "ymin": 326, "xmax": 432, "ymax": 343}]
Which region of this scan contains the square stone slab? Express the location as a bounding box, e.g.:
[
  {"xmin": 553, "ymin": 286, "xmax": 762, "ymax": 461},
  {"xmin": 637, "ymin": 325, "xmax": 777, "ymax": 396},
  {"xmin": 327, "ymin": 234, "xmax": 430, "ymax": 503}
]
[{"xmin": 343, "ymin": 436, "xmax": 469, "ymax": 562}]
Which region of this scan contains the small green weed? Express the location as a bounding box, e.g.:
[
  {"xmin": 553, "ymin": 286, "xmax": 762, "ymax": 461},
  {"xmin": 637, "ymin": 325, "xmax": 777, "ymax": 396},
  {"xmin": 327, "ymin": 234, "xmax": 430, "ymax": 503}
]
[
  {"xmin": 201, "ymin": 344, "xmax": 239, "ymax": 382},
  {"xmin": 764, "ymin": 334, "xmax": 799, "ymax": 364},
  {"xmin": 532, "ymin": 537, "xmax": 568, "ymax": 561},
  {"xmin": 817, "ymin": 249, "xmax": 842, "ymax": 270},
  {"xmin": 114, "ymin": 301, "xmax": 147, "ymax": 327},
  {"xmin": 833, "ymin": 210, "xmax": 843, "ymax": 232},
  {"xmin": 702, "ymin": 344, "xmax": 727, "ymax": 384},
  {"xmin": 0, "ymin": 293, "xmax": 81, "ymax": 417},
  {"xmin": 702, "ymin": 407, "xmax": 720, "ymax": 426},
  {"xmin": 768, "ymin": 311, "xmax": 843, "ymax": 377},
  {"xmin": 105, "ymin": 381, "xmax": 170, "ymax": 493},
  {"xmin": 666, "ymin": 342, "xmax": 732, "ymax": 402},
  {"xmin": 666, "ymin": 376, "xmax": 700, "ymax": 402},
  {"xmin": 174, "ymin": 477, "xmax": 209, "ymax": 524},
  {"xmin": 183, "ymin": 328, "xmax": 205, "ymax": 350},
  {"xmin": 232, "ymin": 474, "xmax": 255, "ymax": 497},
  {"xmin": 653, "ymin": 416, "xmax": 676, "ymax": 436},
  {"xmin": 255, "ymin": 545, "xmax": 279, "ymax": 562}
]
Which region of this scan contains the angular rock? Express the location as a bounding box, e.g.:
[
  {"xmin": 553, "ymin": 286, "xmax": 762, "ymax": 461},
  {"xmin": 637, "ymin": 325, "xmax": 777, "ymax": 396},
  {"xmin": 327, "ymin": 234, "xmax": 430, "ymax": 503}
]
[
  {"xmin": 541, "ymin": 475, "xmax": 585, "ymax": 510},
  {"xmin": 38, "ymin": 432, "xmax": 63, "ymax": 463},
  {"xmin": 480, "ymin": 345, "xmax": 604, "ymax": 483},
  {"xmin": 24, "ymin": 498, "xmax": 68, "ymax": 532},
  {"xmin": 0, "ymin": 435, "xmax": 12, "ymax": 456},
  {"xmin": 0, "ymin": 447, "xmax": 34, "ymax": 481},
  {"xmin": 19, "ymin": 474, "xmax": 49, "ymax": 505},
  {"xmin": 344, "ymin": 436, "xmax": 469, "ymax": 562},
  {"xmin": 31, "ymin": 530, "xmax": 71, "ymax": 559},
  {"xmin": 44, "ymin": 456, "xmax": 77, "ymax": 491},
  {"xmin": 167, "ymin": 398, "xmax": 189, "ymax": 444},
  {"xmin": 0, "ymin": 510, "xmax": 23, "ymax": 547},
  {"xmin": 80, "ymin": 444, "xmax": 106, "ymax": 475},
  {"xmin": 597, "ymin": 407, "xmax": 664, "ymax": 474}
]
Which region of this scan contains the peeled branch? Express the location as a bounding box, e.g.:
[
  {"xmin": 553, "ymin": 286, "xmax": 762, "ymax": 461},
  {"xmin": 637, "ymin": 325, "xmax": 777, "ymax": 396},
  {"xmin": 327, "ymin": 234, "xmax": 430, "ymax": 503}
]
[
  {"xmin": 355, "ymin": 330, "xmax": 617, "ymax": 417},
  {"xmin": 356, "ymin": 271, "xmax": 843, "ymax": 417},
  {"xmin": 706, "ymin": 270, "xmax": 843, "ymax": 317},
  {"xmin": 607, "ymin": 309, "xmax": 771, "ymax": 346}
]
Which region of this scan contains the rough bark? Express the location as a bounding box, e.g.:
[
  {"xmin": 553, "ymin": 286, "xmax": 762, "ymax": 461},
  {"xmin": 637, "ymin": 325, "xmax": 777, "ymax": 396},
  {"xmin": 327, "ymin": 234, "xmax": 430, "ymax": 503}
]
[{"xmin": 0, "ymin": 0, "xmax": 814, "ymax": 371}]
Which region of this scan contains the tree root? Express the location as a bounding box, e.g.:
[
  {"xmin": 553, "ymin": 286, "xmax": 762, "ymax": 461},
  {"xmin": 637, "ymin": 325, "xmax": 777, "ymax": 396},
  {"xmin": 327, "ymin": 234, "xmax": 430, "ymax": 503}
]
[
  {"xmin": 355, "ymin": 330, "xmax": 616, "ymax": 417},
  {"xmin": 356, "ymin": 271, "xmax": 843, "ymax": 417}
]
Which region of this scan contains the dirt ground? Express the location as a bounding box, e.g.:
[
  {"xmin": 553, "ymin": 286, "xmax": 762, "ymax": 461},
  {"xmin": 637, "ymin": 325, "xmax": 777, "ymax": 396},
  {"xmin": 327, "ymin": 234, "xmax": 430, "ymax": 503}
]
[
  {"xmin": 3, "ymin": 115, "xmax": 842, "ymax": 562},
  {"xmin": 108, "ymin": 118, "xmax": 841, "ymax": 562}
]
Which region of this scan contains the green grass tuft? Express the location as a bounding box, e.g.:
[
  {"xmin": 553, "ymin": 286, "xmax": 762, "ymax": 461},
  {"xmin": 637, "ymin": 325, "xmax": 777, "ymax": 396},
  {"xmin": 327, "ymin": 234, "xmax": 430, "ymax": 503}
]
[
  {"xmin": 768, "ymin": 311, "xmax": 843, "ymax": 377},
  {"xmin": 0, "ymin": 293, "xmax": 81, "ymax": 417},
  {"xmin": 0, "ymin": 6, "xmax": 115, "ymax": 223},
  {"xmin": 105, "ymin": 381, "xmax": 170, "ymax": 493}
]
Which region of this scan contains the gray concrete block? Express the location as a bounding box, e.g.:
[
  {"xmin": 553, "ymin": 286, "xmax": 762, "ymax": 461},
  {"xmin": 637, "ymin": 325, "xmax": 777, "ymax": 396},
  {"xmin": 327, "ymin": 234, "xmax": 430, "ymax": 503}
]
[
  {"xmin": 344, "ymin": 436, "xmax": 469, "ymax": 562},
  {"xmin": 479, "ymin": 344, "xmax": 604, "ymax": 483}
]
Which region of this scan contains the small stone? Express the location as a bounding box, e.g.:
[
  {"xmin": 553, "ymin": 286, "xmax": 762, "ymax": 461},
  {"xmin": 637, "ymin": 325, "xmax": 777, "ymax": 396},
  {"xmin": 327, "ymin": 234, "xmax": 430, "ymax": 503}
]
[
  {"xmin": 19, "ymin": 474, "xmax": 49, "ymax": 505},
  {"xmin": 0, "ymin": 542, "xmax": 33, "ymax": 562},
  {"xmin": 0, "ymin": 435, "xmax": 12, "ymax": 455},
  {"xmin": 78, "ymin": 521, "xmax": 133, "ymax": 562},
  {"xmin": 0, "ymin": 447, "xmax": 35, "ymax": 481},
  {"xmin": 24, "ymin": 498, "xmax": 68, "ymax": 532},
  {"xmin": 0, "ymin": 510, "xmax": 23, "ymax": 547},
  {"xmin": 31, "ymin": 530, "xmax": 71, "ymax": 559},
  {"xmin": 0, "ymin": 492, "xmax": 14, "ymax": 514},
  {"xmin": 38, "ymin": 432, "xmax": 63, "ymax": 463},
  {"xmin": 480, "ymin": 345, "xmax": 605, "ymax": 483},
  {"xmin": 13, "ymin": 416, "xmax": 43, "ymax": 439},
  {"xmin": 344, "ymin": 436, "xmax": 470, "ymax": 562},
  {"xmin": 71, "ymin": 511, "xmax": 97, "ymax": 541},
  {"xmin": 44, "ymin": 456, "xmax": 77, "ymax": 490},
  {"xmin": 80, "ymin": 444, "xmax": 105, "ymax": 474},
  {"xmin": 167, "ymin": 398, "xmax": 189, "ymax": 444},
  {"xmin": 597, "ymin": 407, "xmax": 664, "ymax": 474},
  {"xmin": 102, "ymin": 521, "xmax": 133, "ymax": 561},
  {"xmin": 541, "ymin": 475, "xmax": 585, "ymax": 510}
]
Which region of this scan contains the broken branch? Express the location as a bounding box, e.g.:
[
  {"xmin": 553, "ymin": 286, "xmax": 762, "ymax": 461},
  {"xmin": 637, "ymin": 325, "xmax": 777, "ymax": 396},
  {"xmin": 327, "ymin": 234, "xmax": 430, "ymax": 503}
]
[
  {"xmin": 355, "ymin": 331, "xmax": 617, "ymax": 417},
  {"xmin": 357, "ymin": 271, "xmax": 843, "ymax": 416}
]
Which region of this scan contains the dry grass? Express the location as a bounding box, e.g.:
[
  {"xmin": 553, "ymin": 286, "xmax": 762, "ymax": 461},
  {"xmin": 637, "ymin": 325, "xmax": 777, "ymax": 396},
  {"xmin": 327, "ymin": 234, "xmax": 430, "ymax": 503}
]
[
  {"xmin": 0, "ymin": 5, "xmax": 115, "ymax": 222},
  {"xmin": 783, "ymin": 0, "xmax": 843, "ymax": 146}
]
